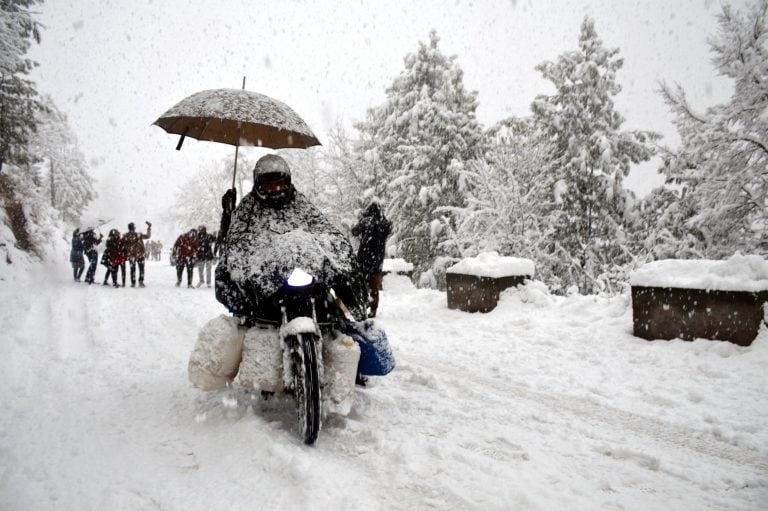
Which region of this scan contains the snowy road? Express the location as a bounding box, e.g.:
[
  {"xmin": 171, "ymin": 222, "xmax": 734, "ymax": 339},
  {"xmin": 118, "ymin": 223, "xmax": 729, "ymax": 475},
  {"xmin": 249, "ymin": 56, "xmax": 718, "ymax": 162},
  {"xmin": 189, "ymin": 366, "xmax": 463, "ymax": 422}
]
[{"xmin": 1, "ymin": 260, "xmax": 767, "ymax": 510}]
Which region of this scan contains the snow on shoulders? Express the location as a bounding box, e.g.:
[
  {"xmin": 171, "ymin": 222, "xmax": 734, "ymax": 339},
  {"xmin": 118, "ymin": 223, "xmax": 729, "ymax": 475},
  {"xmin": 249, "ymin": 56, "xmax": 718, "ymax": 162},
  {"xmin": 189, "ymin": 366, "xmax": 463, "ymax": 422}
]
[
  {"xmin": 446, "ymin": 251, "xmax": 535, "ymax": 278},
  {"xmin": 629, "ymin": 253, "xmax": 768, "ymax": 292},
  {"xmin": 382, "ymin": 258, "xmax": 413, "ymax": 273}
]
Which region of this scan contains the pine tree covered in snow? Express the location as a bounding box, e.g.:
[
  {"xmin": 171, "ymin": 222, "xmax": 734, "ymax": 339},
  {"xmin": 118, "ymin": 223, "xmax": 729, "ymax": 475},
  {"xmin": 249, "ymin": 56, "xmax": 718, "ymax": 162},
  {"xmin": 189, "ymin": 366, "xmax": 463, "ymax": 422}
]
[
  {"xmin": 0, "ymin": 0, "xmax": 64, "ymax": 261},
  {"xmin": 627, "ymin": 188, "xmax": 706, "ymax": 261},
  {"xmin": 0, "ymin": 0, "xmax": 44, "ymax": 173},
  {"xmin": 311, "ymin": 123, "xmax": 375, "ymax": 229},
  {"xmin": 655, "ymin": 0, "xmax": 768, "ymax": 257},
  {"xmin": 439, "ymin": 117, "xmax": 565, "ymax": 285},
  {"xmin": 356, "ymin": 30, "xmax": 485, "ymax": 277},
  {"xmin": 280, "ymin": 148, "xmax": 328, "ymax": 213},
  {"xmin": 30, "ymin": 96, "xmax": 95, "ymax": 225},
  {"xmin": 532, "ymin": 17, "xmax": 656, "ymax": 294}
]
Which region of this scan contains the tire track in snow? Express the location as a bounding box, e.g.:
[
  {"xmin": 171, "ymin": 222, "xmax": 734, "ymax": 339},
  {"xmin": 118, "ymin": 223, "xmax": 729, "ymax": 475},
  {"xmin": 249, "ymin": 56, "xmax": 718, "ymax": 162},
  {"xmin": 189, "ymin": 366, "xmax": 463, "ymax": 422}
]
[{"xmin": 416, "ymin": 355, "xmax": 768, "ymax": 473}]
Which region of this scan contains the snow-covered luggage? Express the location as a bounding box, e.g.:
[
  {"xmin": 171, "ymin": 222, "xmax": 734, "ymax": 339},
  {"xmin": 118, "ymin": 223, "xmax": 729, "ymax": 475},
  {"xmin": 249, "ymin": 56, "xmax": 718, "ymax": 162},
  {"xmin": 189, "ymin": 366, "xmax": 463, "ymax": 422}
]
[
  {"xmin": 188, "ymin": 315, "xmax": 245, "ymax": 390},
  {"xmin": 236, "ymin": 324, "xmax": 361, "ymax": 415},
  {"xmin": 237, "ymin": 325, "xmax": 283, "ymax": 392},
  {"xmin": 342, "ymin": 320, "xmax": 395, "ymax": 376},
  {"xmin": 321, "ymin": 333, "xmax": 361, "ymax": 415}
]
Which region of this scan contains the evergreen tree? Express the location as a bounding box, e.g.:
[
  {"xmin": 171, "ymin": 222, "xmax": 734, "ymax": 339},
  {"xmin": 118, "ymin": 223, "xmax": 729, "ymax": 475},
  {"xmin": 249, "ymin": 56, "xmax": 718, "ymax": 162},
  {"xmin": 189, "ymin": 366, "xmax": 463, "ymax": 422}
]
[
  {"xmin": 314, "ymin": 123, "xmax": 374, "ymax": 229},
  {"xmin": 356, "ymin": 30, "xmax": 485, "ymax": 276},
  {"xmin": 0, "ymin": 0, "xmax": 45, "ymax": 173},
  {"xmin": 30, "ymin": 96, "xmax": 96, "ymax": 224},
  {"xmin": 657, "ymin": 0, "xmax": 767, "ymax": 257},
  {"xmin": 626, "ymin": 186, "xmax": 706, "ymax": 261},
  {"xmin": 440, "ymin": 119, "xmax": 552, "ymax": 256},
  {"xmin": 532, "ymin": 17, "xmax": 656, "ymax": 294},
  {"xmin": 280, "ymin": 148, "xmax": 327, "ymax": 211}
]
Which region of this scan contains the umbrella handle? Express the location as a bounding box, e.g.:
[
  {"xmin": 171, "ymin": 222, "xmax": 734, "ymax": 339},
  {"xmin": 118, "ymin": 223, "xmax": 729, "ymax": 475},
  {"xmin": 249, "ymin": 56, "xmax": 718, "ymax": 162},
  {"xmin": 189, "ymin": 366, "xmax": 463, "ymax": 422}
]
[
  {"xmin": 176, "ymin": 127, "xmax": 190, "ymax": 151},
  {"xmin": 176, "ymin": 133, "xmax": 186, "ymax": 151}
]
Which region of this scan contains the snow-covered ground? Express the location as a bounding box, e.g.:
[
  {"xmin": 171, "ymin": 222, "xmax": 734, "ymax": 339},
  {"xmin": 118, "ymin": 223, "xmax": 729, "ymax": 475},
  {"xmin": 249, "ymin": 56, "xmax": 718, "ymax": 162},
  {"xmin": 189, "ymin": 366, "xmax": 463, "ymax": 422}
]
[{"xmin": 1, "ymin": 258, "xmax": 767, "ymax": 510}]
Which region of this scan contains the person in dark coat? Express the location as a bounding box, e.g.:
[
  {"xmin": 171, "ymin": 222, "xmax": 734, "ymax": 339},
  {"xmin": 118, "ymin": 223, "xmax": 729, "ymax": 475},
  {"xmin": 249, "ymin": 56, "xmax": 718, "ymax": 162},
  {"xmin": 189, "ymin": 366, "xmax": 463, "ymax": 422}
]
[
  {"xmin": 122, "ymin": 221, "xmax": 152, "ymax": 287},
  {"xmin": 215, "ymin": 154, "xmax": 367, "ymax": 324},
  {"xmin": 81, "ymin": 228, "xmax": 103, "ymax": 285},
  {"xmin": 351, "ymin": 201, "xmax": 392, "ymax": 318},
  {"xmin": 101, "ymin": 229, "xmax": 126, "ymax": 288},
  {"xmin": 172, "ymin": 229, "xmax": 198, "ymax": 288},
  {"xmin": 70, "ymin": 229, "xmax": 85, "ymax": 281},
  {"xmin": 195, "ymin": 225, "xmax": 216, "ymax": 288}
]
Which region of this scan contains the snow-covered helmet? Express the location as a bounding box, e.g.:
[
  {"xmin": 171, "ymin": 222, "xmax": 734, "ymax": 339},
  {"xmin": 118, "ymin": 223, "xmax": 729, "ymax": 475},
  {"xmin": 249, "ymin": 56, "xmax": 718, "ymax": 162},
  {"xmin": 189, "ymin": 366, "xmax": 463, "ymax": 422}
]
[{"xmin": 253, "ymin": 154, "xmax": 292, "ymax": 206}]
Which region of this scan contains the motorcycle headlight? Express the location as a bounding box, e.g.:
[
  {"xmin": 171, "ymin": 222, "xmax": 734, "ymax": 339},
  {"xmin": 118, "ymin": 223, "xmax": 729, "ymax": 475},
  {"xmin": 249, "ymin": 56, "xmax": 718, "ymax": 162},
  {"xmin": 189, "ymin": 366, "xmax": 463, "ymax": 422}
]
[{"xmin": 286, "ymin": 268, "xmax": 314, "ymax": 287}]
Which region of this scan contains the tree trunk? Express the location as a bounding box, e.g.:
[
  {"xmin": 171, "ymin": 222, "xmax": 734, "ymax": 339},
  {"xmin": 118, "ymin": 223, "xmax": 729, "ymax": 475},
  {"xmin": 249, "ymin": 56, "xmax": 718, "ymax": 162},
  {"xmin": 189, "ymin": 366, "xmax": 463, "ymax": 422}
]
[{"xmin": 50, "ymin": 160, "xmax": 55, "ymax": 208}]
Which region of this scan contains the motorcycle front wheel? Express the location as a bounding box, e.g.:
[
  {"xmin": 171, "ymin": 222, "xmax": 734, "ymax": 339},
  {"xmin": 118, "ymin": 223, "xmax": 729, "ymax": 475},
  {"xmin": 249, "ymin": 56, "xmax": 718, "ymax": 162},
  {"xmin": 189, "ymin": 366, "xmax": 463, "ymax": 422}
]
[{"xmin": 290, "ymin": 333, "xmax": 321, "ymax": 445}]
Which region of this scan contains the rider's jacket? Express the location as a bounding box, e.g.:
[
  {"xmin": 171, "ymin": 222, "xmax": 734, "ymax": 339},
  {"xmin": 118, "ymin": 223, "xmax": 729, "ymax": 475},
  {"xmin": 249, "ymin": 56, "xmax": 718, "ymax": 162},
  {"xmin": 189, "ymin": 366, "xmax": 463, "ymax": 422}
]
[{"xmin": 215, "ymin": 185, "xmax": 367, "ymax": 324}]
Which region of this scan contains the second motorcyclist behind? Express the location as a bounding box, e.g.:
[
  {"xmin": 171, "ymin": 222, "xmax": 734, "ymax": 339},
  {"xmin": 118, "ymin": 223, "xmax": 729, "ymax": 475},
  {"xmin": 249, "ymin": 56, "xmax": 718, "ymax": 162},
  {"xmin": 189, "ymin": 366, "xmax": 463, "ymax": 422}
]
[{"xmin": 215, "ymin": 154, "xmax": 368, "ymax": 324}]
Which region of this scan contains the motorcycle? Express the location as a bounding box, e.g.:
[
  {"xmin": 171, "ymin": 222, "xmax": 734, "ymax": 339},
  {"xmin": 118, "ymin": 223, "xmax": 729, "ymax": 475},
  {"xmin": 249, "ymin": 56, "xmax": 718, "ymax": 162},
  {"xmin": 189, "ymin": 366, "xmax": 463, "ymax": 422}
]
[
  {"xmin": 191, "ymin": 268, "xmax": 394, "ymax": 446},
  {"xmin": 242, "ymin": 267, "xmax": 360, "ymax": 445}
]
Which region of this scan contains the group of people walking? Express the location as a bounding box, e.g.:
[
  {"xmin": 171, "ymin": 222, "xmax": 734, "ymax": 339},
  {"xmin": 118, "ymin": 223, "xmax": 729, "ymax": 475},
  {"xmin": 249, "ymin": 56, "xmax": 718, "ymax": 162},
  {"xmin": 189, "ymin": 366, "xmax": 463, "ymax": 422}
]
[
  {"xmin": 145, "ymin": 240, "xmax": 163, "ymax": 261},
  {"xmin": 69, "ymin": 221, "xmax": 152, "ymax": 287},
  {"xmin": 70, "ymin": 222, "xmax": 223, "ymax": 290},
  {"xmin": 172, "ymin": 225, "xmax": 218, "ymax": 288}
]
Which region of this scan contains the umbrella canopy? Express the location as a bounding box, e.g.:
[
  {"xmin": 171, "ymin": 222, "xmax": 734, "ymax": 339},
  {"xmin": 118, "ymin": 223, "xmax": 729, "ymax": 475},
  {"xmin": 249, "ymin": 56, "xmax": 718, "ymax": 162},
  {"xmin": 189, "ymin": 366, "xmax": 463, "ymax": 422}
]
[
  {"xmin": 78, "ymin": 217, "xmax": 112, "ymax": 232},
  {"xmin": 153, "ymin": 88, "xmax": 321, "ymax": 150}
]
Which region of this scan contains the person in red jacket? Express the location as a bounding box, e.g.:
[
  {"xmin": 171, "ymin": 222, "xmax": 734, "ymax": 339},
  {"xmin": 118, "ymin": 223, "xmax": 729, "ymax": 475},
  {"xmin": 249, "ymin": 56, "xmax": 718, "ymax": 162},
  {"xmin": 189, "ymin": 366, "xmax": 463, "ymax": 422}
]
[
  {"xmin": 101, "ymin": 229, "xmax": 126, "ymax": 288},
  {"xmin": 172, "ymin": 229, "xmax": 198, "ymax": 288}
]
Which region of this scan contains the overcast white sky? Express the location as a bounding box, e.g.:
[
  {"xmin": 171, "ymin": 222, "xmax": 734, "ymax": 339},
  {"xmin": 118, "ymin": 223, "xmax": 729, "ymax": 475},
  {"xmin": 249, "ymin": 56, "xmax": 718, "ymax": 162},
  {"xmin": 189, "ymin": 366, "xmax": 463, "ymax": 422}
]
[{"xmin": 30, "ymin": 0, "xmax": 746, "ymax": 239}]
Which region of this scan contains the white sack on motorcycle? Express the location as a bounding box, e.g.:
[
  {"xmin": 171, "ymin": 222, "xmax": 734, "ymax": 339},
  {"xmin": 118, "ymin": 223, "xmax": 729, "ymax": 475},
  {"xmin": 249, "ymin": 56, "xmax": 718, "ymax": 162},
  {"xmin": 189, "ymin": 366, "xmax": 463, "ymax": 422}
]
[
  {"xmin": 238, "ymin": 325, "xmax": 283, "ymax": 392},
  {"xmin": 188, "ymin": 315, "xmax": 245, "ymax": 390}
]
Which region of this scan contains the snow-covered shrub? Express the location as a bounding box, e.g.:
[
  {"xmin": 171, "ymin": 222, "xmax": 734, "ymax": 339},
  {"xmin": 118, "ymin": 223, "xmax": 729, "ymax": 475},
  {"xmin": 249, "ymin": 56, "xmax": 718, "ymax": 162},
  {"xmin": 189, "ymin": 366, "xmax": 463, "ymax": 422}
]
[{"xmin": 426, "ymin": 255, "xmax": 461, "ymax": 290}]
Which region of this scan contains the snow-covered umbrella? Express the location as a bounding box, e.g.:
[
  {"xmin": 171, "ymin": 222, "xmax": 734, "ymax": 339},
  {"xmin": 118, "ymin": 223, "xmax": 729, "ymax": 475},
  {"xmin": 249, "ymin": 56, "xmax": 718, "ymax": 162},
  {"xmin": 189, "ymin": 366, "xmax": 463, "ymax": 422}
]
[
  {"xmin": 78, "ymin": 216, "xmax": 112, "ymax": 233},
  {"xmin": 153, "ymin": 79, "xmax": 321, "ymax": 188}
]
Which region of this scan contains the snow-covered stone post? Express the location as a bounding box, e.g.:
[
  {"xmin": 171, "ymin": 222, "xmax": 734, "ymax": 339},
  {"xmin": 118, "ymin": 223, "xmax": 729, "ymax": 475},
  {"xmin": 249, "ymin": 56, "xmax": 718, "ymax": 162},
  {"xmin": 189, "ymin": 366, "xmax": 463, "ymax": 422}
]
[
  {"xmin": 446, "ymin": 252, "xmax": 534, "ymax": 313},
  {"xmin": 629, "ymin": 254, "xmax": 768, "ymax": 346}
]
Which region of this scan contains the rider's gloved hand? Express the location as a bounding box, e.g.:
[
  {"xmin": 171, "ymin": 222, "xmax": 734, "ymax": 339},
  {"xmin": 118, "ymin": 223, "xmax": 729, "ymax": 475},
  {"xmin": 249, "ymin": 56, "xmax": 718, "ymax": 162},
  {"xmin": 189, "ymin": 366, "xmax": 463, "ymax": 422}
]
[{"xmin": 222, "ymin": 188, "xmax": 237, "ymax": 213}]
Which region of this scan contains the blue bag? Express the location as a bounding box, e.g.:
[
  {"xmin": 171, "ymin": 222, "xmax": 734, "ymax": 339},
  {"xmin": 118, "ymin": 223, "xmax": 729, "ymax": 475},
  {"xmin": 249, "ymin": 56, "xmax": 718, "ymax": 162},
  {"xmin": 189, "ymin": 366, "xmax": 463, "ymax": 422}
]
[{"xmin": 341, "ymin": 320, "xmax": 395, "ymax": 376}]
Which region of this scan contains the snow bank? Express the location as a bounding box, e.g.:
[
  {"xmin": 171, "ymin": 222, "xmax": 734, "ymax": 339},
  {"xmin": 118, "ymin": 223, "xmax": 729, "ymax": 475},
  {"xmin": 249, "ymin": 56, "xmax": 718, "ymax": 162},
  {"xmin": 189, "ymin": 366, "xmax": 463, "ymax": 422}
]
[
  {"xmin": 629, "ymin": 253, "xmax": 768, "ymax": 292},
  {"xmin": 499, "ymin": 279, "xmax": 553, "ymax": 308},
  {"xmin": 382, "ymin": 258, "xmax": 413, "ymax": 273},
  {"xmin": 446, "ymin": 251, "xmax": 535, "ymax": 278},
  {"xmin": 0, "ymin": 213, "xmax": 33, "ymax": 285}
]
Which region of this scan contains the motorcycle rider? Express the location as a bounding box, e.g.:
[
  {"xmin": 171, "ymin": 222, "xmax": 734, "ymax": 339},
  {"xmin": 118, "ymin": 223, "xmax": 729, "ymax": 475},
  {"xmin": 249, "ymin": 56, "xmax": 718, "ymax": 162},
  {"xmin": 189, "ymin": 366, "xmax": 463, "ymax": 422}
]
[{"xmin": 215, "ymin": 154, "xmax": 367, "ymax": 324}]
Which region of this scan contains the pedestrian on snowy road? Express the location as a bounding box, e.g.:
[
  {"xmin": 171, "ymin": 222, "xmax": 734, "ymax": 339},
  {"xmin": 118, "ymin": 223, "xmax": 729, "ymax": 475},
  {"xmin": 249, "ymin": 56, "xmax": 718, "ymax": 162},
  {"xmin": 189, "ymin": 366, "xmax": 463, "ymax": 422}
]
[
  {"xmin": 195, "ymin": 225, "xmax": 216, "ymax": 288},
  {"xmin": 172, "ymin": 229, "xmax": 198, "ymax": 288},
  {"xmin": 351, "ymin": 200, "xmax": 392, "ymax": 318},
  {"xmin": 123, "ymin": 221, "xmax": 152, "ymax": 287},
  {"xmin": 70, "ymin": 229, "xmax": 85, "ymax": 282},
  {"xmin": 101, "ymin": 229, "xmax": 126, "ymax": 288},
  {"xmin": 81, "ymin": 228, "xmax": 103, "ymax": 285}
]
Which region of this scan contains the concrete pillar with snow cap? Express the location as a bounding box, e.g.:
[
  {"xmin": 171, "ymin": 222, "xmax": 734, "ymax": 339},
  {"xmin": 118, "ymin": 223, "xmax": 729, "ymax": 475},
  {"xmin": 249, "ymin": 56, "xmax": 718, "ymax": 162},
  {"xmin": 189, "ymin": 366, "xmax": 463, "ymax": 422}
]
[{"xmin": 446, "ymin": 251, "xmax": 535, "ymax": 313}]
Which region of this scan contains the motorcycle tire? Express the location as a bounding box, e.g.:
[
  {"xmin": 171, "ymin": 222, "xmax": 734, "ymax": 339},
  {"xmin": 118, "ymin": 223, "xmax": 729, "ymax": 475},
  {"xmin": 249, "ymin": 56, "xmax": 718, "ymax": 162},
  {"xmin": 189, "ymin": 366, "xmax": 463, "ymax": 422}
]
[{"xmin": 291, "ymin": 333, "xmax": 321, "ymax": 445}]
